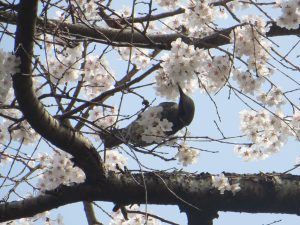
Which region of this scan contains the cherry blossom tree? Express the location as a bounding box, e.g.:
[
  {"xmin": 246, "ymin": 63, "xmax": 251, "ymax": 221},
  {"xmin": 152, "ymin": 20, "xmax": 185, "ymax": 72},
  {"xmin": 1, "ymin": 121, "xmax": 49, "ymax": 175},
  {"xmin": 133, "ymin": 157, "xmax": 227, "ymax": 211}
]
[{"xmin": 0, "ymin": 0, "xmax": 300, "ymax": 224}]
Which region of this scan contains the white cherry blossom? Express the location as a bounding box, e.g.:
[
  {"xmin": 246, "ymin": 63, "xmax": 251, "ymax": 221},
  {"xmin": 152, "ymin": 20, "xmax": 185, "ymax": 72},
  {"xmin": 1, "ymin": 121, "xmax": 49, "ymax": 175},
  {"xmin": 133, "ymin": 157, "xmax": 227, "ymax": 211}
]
[
  {"xmin": 211, "ymin": 173, "xmax": 241, "ymax": 195},
  {"xmin": 175, "ymin": 143, "xmax": 199, "ymax": 166}
]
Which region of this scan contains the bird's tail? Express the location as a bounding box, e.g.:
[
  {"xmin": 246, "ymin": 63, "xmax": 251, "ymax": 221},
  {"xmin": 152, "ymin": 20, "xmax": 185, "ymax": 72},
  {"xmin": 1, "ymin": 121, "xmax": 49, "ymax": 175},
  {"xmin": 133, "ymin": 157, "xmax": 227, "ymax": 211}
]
[{"xmin": 100, "ymin": 128, "xmax": 125, "ymax": 148}]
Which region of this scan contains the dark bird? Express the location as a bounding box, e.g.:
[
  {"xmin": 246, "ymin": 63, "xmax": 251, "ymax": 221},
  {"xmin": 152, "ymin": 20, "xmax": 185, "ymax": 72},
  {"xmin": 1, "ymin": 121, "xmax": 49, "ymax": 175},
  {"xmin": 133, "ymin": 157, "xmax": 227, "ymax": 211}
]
[{"xmin": 101, "ymin": 85, "xmax": 195, "ymax": 148}]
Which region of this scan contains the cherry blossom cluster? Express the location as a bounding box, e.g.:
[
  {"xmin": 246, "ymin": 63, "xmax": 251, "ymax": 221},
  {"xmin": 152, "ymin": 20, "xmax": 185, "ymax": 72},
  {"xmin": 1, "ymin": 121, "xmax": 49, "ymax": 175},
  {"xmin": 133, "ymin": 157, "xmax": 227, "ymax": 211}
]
[
  {"xmin": 36, "ymin": 150, "xmax": 85, "ymax": 193},
  {"xmin": 0, "ymin": 50, "xmax": 20, "ymax": 103},
  {"xmin": 10, "ymin": 120, "xmax": 41, "ymax": 145},
  {"xmin": 0, "ymin": 218, "xmax": 33, "ymax": 225},
  {"xmin": 171, "ymin": 1, "xmax": 229, "ymax": 38},
  {"xmin": 90, "ymin": 106, "xmax": 117, "ymax": 129},
  {"xmin": 83, "ymin": 55, "xmax": 115, "ymax": 98},
  {"xmin": 211, "ymin": 173, "xmax": 241, "ymax": 195},
  {"xmin": 291, "ymin": 111, "xmax": 300, "ymax": 140},
  {"xmin": 0, "ymin": 212, "xmax": 64, "ymax": 225},
  {"xmin": 232, "ymin": 69, "xmax": 263, "ymax": 95},
  {"xmin": 185, "ymin": 0, "xmax": 215, "ymax": 28},
  {"xmin": 156, "ymin": 38, "xmax": 233, "ymax": 98},
  {"xmin": 199, "ymin": 55, "xmax": 232, "ymax": 94},
  {"xmin": 136, "ymin": 106, "xmax": 173, "ymax": 144},
  {"xmin": 70, "ymin": 0, "xmax": 101, "ymax": 21},
  {"xmin": 112, "ymin": 8, "xmax": 159, "ymax": 34},
  {"xmin": 0, "ymin": 108, "xmax": 18, "ymax": 144},
  {"xmin": 0, "ymin": 108, "xmax": 40, "ymax": 145},
  {"xmin": 115, "ymin": 6, "xmax": 131, "ymax": 18},
  {"xmin": 257, "ymin": 86, "xmax": 285, "ymax": 107},
  {"xmin": 276, "ymin": 0, "xmax": 300, "ymax": 29},
  {"xmin": 46, "ymin": 40, "xmax": 83, "ymax": 83},
  {"xmin": 226, "ymin": 0, "xmax": 251, "ymax": 11},
  {"xmin": 117, "ymin": 47, "xmax": 151, "ymax": 70},
  {"xmin": 155, "ymin": 38, "xmax": 209, "ymax": 99},
  {"xmin": 42, "ymin": 34, "xmax": 115, "ymax": 96},
  {"xmin": 155, "ymin": 0, "xmax": 180, "ymax": 8},
  {"xmin": 159, "ymin": 1, "xmax": 225, "ymax": 38},
  {"xmin": 0, "ymin": 72, "xmax": 41, "ymax": 145},
  {"xmin": 175, "ymin": 143, "xmax": 199, "ymax": 166},
  {"xmin": 234, "ymin": 144, "xmax": 268, "ymax": 161},
  {"xmin": 230, "ymin": 16, "xmax": 272, "ymax": 77},
  {"xmin": 104, "ymin": 150, "xmax": 128, "ymax": 172},
  {"xmin": 235, "ymin": 110, "xmax": 291, "ymax": 161},
  {"xmin": 110, "ymin": 204, "xmax": 161, "ymax": 225}
]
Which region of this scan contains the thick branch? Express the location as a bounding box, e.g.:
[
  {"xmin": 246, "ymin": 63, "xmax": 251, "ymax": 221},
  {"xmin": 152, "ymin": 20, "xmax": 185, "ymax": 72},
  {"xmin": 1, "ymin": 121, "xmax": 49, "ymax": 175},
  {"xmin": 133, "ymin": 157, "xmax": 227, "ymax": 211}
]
[
  {"xmin": 1, "ymin": 9, "xmax": 299, "ymax": 50},
  {"xmin": 12, "ymin": 0, "xmax": 105, "ymax": 183},
  {"xmin": 1, "ymin": 172, "xmax": 300, "ymax": 222},
  {"xmin": 83, "ymin": 201, "xmax": 102, "ymax": 225},
  {"xmin": 32, "ymin": 19, "xmax": 300, "ymax": 50},
  {"xmin": 179, "ymin": 204, "xmax": 218, "ymax": 225}
]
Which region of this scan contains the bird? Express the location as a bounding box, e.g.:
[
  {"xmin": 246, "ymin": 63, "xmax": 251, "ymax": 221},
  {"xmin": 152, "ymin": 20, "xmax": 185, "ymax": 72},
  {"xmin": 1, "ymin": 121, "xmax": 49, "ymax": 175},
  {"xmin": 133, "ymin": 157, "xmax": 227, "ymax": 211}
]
[{"xmin": 101, "ymin": 85, "xmax": 195, "ymax": 148}]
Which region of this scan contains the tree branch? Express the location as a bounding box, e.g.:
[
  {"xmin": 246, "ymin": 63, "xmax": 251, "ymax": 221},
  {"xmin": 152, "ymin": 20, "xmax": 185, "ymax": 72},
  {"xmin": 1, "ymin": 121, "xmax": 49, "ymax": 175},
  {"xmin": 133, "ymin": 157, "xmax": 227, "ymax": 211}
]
[
  {"xmin": 1, "ymin": 9, "xmax": 299, "ymax": 50},
  {"xmin": 83, "ymin": 201, "xmax": 102, "ymax": 225},
  {"xmin": 1, "ymin": 172, "xmax": 300, "ymax": 222},
  {"xmin": 179, "ymin": 204, "xmax": 218, "ymax": 225},
  {"xmin": 12, "ymin": 0, "xmax": 105, "ymax": 183}
]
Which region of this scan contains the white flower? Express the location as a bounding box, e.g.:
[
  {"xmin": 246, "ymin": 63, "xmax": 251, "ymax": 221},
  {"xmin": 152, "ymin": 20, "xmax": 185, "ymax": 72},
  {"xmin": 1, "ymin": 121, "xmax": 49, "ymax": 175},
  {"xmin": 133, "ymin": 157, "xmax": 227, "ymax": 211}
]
[
  {"xmin": 257, "ymin": 87, "xmax": 285, "ymax": 107},
  {"xmin": 276, "ymin": 0, "xmax": 300, "ymax": 29},
  {"xmin": 175, "ymin": 144, "xmax": 199, "ymax": 166},
  {"xmin": 155, "ymin": 38, "xmax": 210, "ymax": 99},
  {"xmin": 84, "ymin": 55, "xmax": 115, "ymax": 97},
  {"xmin": 211, "ymin": 173, "xmax": 231, "ymax": 194},
  {"xmin": 199, "ymin": 55, "xmax": 232, "ymax": 94},
  {"xmin": 11, "ymin": 120, "xmax": 40, "ymax": 145},
  {"xmin": 211, "ymin": 173, "xmax": 241, "ymax": 195},
  {"xmin": 159, "ymin": 118, "xmax": 173, "ymax": 132},
  {"xmin": 230, "ymin": 16, "xmax": 271, "ymax": 77},
  {"xmin": 141, "ymin": 124, "xmax": 166, "ymax": 144},
  {"xmin": 125, "ymin": 106, "xmax": 175, "ymax": 145},
  {"xmin": 139, "ymin": 106, "xmax": 163, "ymax": 123},
  {"xmin": 46, "ymin": 42, "xmax": 83, "ymax": 83},
  {"xmin": 69, "ymin": 0, "xmax": 101, "ymax": 21},
  {"xmin": 36, "ymin": 150, "xmax": 85, "ymax": 193},
  {"xmin": 155, "ymin": 0, "xmax": 180, "ymax": 8},
  {"xmin": 236, "ymin": 109, "xmax": 291, "ymax": 160},
  {"xmin": 0, "ymin": 49, "xmax": 20, "ymax": 103},
  {"xmin": 229, "ymin": 183, "xmax": 241, "ymax": 195},
  {"xmin": 117, "ymin": 47, "xmax": 151, "ymax": 69},
  {"xmin": 291, "ymin": 110, "xmax": 300, "ymax": 140},
  {"xmin": 90, "ymin": 106, "xmax": 117, "ymax": 130},
  {"xmin": 110, "ymin": 204, "xmax": 161, "ymax": 225},
  {"xmin": 232, "ymin": 69, "xmax": 263, "ymax": 95},
  {"xmin": 105, "ymin": 150, "xmax": 128, "ymax": 172},
  {"xmin": 116, "ymin": 6, "xmax": 131, "ymax": 18}
]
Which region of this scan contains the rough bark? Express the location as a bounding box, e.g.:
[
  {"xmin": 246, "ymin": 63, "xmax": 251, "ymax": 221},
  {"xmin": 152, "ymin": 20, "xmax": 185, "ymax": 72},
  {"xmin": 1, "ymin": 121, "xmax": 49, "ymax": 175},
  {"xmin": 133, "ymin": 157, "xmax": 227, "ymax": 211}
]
[
  {"xmin": 179, "ymin": 204, "xmax": 218, "ymax": 225},
  {"xmin": 0, "ymin": 10, "xmax": 299, "ymax": 51},
  {"xmin": 1, "ymin": 173, "xmax": 300, "ymax": 222},
  {"xmin": 83, "ymin": 201, "xmax": 103, "ymax": 225},
  {"xmin": 12, "ymin": 0, "xmax": 106, "ymax": 184}
]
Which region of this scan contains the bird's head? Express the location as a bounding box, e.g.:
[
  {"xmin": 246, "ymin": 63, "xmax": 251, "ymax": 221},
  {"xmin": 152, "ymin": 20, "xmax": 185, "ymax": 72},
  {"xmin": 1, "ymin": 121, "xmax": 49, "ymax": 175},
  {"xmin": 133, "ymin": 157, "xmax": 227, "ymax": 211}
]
[{"xmin": 177, "ymin": 85, "xmax": 195, "ymax": 126}]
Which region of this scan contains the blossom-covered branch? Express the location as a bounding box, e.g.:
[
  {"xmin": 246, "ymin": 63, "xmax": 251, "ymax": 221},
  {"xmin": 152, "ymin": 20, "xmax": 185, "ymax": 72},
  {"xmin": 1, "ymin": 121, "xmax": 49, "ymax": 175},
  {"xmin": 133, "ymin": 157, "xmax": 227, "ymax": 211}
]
[
  {"xmin": 1, "ymin": 172, "xmax": 300, "ymax": 222},
  {"xmin": 12, "ymin": 0, "xmax": 105, "ymax": 183}
]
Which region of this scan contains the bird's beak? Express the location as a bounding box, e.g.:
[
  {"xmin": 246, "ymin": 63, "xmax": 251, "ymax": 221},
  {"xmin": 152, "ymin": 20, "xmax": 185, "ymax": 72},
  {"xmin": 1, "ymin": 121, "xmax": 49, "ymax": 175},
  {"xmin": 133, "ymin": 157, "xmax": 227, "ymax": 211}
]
[{"xmin": 177, "ymin": 83, "xmax": 183, "ymax": 96}]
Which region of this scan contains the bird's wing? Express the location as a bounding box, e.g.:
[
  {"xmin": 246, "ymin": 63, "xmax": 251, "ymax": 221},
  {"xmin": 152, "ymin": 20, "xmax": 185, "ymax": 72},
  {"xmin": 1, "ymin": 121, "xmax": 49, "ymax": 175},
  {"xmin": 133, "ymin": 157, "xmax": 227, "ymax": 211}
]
[
  {"xmin": 158, "ymin": 102, "xmax": 177, "ymax": 108},
  {"xmin": 159, "ymin": 102, "xmax": 184, "ymax": 135}
]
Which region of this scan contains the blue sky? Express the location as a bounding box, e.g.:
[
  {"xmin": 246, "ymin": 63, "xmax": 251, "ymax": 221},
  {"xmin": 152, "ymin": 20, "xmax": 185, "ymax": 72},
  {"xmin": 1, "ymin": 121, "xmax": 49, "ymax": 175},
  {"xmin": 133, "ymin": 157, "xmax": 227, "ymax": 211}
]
[{"xmin": 2, "ymin": 1, "xmax": 300, "ymax": 225}]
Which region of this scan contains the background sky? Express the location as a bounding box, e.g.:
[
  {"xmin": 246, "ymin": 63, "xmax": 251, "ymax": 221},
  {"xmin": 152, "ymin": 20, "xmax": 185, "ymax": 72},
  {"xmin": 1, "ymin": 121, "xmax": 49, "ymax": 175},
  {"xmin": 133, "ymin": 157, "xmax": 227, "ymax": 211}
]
[
  {"xmin": 2, "ymin": 0, "xmax": 300, "ymax": 225},
  {"xmin": 56, "ymin": 36, "xmax": 300, "ymax": 224}
]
